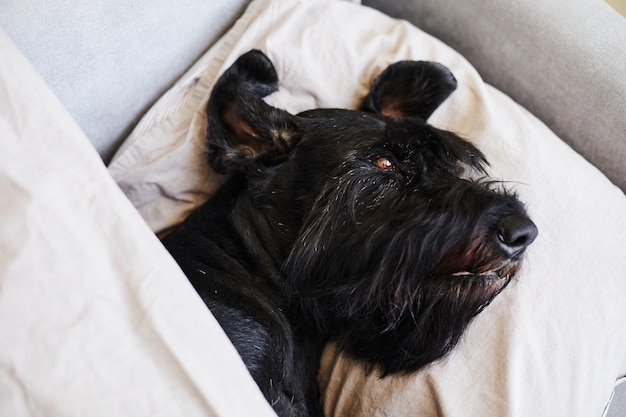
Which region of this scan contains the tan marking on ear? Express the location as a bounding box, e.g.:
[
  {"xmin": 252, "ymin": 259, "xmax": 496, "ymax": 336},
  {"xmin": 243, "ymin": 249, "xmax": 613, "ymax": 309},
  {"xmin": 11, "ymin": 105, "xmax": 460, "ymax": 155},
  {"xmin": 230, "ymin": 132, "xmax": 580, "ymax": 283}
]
[{"xmin": 270, "ymin": 128, "xmax": 296, "ymax": 153}]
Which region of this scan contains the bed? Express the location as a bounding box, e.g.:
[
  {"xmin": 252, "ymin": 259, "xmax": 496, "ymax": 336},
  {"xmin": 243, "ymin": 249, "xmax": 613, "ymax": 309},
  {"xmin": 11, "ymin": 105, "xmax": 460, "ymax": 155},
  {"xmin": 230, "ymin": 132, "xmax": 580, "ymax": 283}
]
[{"xmin": 1, "ymin": 0, "xmax": 625, "ymax": 416}]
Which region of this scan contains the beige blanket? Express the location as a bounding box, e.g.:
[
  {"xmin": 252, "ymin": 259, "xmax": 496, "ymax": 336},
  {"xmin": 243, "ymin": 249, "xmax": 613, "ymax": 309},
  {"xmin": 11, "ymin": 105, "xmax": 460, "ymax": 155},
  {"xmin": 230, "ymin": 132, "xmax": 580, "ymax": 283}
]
[{"xmin": 0, "ymin": 30, "xmax": 275, "ymax": 417}]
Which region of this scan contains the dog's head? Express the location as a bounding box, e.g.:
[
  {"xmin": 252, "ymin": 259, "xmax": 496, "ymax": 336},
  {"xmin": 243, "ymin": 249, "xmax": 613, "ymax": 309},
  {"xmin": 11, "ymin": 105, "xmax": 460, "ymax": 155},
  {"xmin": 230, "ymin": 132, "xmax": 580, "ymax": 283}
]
[{"xmin": 207, "ymin": 50, "xmax": 537, "ymax": 374}]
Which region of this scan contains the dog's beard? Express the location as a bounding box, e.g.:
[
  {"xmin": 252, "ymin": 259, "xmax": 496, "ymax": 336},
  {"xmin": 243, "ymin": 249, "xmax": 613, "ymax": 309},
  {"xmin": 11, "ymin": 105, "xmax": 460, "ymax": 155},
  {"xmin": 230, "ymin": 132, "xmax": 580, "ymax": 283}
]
[{"xmin": 283, "ymin": 163, "xmax": 521, "ymax": 374}]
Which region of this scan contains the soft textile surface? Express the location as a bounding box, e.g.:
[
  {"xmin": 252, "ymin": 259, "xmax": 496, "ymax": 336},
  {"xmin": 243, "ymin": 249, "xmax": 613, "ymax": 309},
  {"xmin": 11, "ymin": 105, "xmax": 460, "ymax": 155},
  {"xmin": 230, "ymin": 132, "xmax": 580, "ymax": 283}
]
[
  {"xmin": 0, "ymin": 31, "xmax": 276, "ymax": 417},
  {"xmin": 109, "ymin": 0, "xmax": 626, "ymax": 416}
]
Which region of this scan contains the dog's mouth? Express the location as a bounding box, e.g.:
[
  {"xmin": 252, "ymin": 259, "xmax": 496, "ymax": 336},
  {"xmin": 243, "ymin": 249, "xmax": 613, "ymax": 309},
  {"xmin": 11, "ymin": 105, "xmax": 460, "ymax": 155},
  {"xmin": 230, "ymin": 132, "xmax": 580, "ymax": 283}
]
[
  {"xmin": 449, "ymin": 270, "xmax": 510, "ymax": 282},
  {"xmin": 448, "ymin": 261, "xmax": 518, "ymax": 288},
  {"xmin": 442, "ymin": 263, "xmax": 518, "ymax": 313},
  {"xmin": 440, "ymin": 234, "xmax": 523, "ymax": 299}
]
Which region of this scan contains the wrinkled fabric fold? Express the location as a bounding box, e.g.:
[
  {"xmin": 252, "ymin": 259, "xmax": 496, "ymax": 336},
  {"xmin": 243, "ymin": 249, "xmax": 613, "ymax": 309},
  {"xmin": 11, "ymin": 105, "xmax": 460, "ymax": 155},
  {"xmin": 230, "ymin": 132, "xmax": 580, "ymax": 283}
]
[{"xmin": 0, "ymin": 29, "xmax": 277, "ymax": 417}]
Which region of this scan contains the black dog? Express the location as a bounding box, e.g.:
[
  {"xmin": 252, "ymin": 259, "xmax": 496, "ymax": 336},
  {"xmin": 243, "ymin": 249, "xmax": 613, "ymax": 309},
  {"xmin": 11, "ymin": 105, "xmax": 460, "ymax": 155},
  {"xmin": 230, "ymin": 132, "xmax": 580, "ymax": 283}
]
[{"xmin": 162, "ymin": 50, "xmax": 537, "ymax": 416}]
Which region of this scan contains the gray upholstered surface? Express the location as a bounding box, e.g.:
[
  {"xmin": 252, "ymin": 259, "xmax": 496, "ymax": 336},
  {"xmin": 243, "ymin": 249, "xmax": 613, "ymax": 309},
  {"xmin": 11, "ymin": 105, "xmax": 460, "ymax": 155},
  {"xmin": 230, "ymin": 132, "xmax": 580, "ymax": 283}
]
[
  {"xmin": 363, "ymin": 0, "xmax": 626, "ymax": 193},
  {"xmin": 608, "ymin": 381, "xmax": 626, "ymax": 417},
  {"xmin": 0, "ymin": 0, "xmax": 250, "ymax": 162}
]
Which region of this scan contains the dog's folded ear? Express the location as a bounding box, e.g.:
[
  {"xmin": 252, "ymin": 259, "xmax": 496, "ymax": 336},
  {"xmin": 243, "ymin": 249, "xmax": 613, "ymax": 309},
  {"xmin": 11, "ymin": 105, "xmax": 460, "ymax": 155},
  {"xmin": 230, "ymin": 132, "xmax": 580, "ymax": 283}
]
[
  {"xmin": 206, "ymin": 50, "xmax": 300, "ymax": 174},
  {"xmin": 361, "ymin": 61, "xmax": 457, "ymax": 121}
]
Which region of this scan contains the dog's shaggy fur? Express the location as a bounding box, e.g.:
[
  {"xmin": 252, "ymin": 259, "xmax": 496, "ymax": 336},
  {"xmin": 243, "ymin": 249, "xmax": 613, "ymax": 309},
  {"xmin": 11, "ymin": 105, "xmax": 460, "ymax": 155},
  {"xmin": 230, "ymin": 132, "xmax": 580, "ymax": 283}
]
[{"xmin": 162, "ymin": 50, "xmax": 537, "ymax": 417}]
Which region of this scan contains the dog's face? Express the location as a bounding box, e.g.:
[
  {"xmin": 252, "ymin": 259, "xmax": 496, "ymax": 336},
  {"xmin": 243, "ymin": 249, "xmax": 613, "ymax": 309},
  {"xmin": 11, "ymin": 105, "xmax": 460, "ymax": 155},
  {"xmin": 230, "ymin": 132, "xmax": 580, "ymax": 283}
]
[{"xmin": 206, "ymin": 50, "xmax": 537, "ymax": 373}]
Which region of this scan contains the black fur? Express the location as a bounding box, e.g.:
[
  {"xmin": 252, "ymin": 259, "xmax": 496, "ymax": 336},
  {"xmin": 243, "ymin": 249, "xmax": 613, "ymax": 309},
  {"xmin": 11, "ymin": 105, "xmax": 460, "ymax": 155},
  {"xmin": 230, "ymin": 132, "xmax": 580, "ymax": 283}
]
[{"xmin": 162, "ymin": 50, "xmax": 538, "ymax": 417}]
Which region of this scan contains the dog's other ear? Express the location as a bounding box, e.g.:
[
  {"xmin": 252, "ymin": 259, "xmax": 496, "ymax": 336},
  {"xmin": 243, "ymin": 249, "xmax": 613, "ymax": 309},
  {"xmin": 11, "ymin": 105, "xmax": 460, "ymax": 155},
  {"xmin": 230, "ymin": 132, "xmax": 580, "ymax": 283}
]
[
  {"xmin": 207, "ymin": 50, "xmax": 300, "ymax": 174},
  {"xmin": 361, "ymin": 61, "xmax": 457, "ymax": 120}
]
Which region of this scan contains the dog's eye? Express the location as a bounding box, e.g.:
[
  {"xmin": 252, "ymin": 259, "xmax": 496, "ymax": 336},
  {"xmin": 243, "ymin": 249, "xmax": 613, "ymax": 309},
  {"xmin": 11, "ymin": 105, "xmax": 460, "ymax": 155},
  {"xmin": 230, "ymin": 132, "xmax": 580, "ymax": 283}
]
[{"xmin": 373, "ymin": 156, "xmax": 395, "ymax": 172}]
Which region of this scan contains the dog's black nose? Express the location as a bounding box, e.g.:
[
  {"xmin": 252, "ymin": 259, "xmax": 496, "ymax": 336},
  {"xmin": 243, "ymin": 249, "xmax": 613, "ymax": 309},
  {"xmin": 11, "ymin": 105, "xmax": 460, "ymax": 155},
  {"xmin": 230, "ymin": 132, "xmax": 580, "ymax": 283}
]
[{"xmin": 496, "ymin": 215, "xmax": 538, "ymax": 258}]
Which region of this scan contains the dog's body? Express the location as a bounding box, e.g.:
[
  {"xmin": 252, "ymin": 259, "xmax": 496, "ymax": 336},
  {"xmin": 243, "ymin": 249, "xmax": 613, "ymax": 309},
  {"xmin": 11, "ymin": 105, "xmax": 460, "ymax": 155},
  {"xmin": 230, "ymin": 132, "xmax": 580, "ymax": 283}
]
[{"xmin": 162, "ymin": 50, "xmax": 537, "ymax": 417}]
